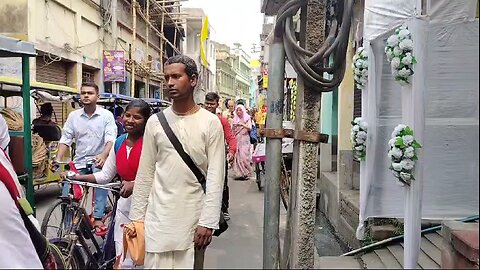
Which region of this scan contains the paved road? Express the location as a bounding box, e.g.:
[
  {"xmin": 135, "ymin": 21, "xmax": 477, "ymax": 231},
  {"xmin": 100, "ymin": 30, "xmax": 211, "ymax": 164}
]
[{"xmin": 34, "ymin": 170, "xmax": 344, "ymax": 268}]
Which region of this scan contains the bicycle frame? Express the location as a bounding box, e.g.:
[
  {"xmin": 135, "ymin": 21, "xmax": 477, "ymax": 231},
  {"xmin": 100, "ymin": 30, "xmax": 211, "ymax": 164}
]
[{"xmin": 62, "ymin": 180, "xmax": 120, "ymax": 268}]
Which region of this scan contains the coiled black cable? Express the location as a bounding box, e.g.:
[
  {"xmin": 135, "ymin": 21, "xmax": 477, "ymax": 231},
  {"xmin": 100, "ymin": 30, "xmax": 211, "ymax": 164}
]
[{"xmin": 274, "ymin": 0, "xmax": 354, "ymax": 92}]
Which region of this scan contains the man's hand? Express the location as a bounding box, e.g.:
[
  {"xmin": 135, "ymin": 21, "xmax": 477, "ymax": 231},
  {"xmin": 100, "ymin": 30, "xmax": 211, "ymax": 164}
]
[
  {"xmin": 50, "ymin": 159, "xmax": 60, "ymax": 172},
  {"xmin": 120, "ymin": 181, "xmax": 135, "ymax": 198},
  {"xmin": 194, "ymin": 225, "xmax": 213, "ymax": 250},
  {"xmin": 95, "ymin": 153, "xmax": 108, "ymax": 168}
]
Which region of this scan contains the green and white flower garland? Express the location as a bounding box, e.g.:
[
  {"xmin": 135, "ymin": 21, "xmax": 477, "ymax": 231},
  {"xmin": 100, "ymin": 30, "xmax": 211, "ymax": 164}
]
[
  {"xmin": 385, "ymin": 26, "xmax": 417, "ymax": 86},
  {"xmin": 388, "ymin": 124, "xmax": 422, "ymax": 186},
  {"xmin": 351, "ymin": 117, "xmax": 367, "ymax": 161},
  {"xmin": 352, "ymin": 47, "xmax": 368, "ymax": 90}
]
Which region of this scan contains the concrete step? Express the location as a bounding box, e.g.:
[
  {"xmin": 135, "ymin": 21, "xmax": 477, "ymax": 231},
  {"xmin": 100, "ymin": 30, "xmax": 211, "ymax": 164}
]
[{"xmin": 315, "ymin": 256, "xmax": 362, "ymax": 269}]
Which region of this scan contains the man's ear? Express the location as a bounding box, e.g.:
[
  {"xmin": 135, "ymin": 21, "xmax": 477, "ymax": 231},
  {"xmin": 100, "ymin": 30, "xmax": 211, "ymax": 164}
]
[{"xmin": 190, "ymin": 74, "xmax": 198, "ymax": 88}]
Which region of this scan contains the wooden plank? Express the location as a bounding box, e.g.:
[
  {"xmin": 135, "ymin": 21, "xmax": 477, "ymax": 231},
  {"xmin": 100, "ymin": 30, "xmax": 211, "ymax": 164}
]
[
  {"xmin": 374, "ymin": 248, "xmax": 402, "ymax": 269},
  {"xmin": 361, "ymin": 252, "xmax": 386, "ymax": 269},
  {"xmin": 400, "ymin": 242, "xmax": 439, "ymax": 269},
  {"xmin": 420, "ymin": 237, "xmax": 442, "ymax": 265},
  {"xmin": 424, "ymin": 232, "xmax": 445, "ymax": 250},
  {"xmin": 386, "ymin": 245, "xmax": 405, "ymax": 267}
]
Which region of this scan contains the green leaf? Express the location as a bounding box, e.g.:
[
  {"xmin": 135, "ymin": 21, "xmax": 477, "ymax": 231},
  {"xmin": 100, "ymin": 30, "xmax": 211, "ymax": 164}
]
[
  {"xmin": 412, "ymin": 57, "xmax": 417, "ymax": 64},
  {"xmin": 413, "ymin": 141, "xmax": 422, "ymax": 148},
  {"xmin": 403, "ymin": 126, "xmax": 414, "ymax": 136},
  {"xmin": 395, "ymin": 138, "xmax": 405, "ymax": 148},
  {"xmin": 412, "ymin": 155, "xmax": 418, "ymax": 161}
]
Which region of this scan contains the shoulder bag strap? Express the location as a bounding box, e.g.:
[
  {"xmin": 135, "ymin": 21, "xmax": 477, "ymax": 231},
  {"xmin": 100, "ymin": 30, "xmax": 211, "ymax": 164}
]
[{"xmin": 156, "ymin": 111, "xmax": 206, "ymax": 191}]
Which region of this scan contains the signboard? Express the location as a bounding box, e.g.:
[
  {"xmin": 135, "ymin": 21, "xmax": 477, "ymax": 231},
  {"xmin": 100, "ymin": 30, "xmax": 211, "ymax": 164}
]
[
  {"xmin": 103, "ymin": 50, "xmax": 125, "ymax": 82},
  {"xmin": 262, "ymin": 68, "xmax": 268, "ymax": 89}
]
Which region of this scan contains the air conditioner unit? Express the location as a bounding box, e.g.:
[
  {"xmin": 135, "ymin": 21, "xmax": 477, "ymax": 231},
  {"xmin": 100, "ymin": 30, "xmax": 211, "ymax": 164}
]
[{"xmin": 152, "ymin": 60, "xmax": 162, "ymax": 72}]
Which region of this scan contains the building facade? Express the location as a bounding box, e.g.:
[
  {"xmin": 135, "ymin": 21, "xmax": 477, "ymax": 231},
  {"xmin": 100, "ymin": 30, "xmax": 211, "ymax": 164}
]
[
  {"xmin": 0, "ymin": 0, "xmax": 184, "ymax": 101},
  {"xmin": 231, "ymin": 43, "xmax": 252, "ymax": 107},
  {"xmin": 182, "ymin": 7, "xmax": 216, "ymax": 104}
]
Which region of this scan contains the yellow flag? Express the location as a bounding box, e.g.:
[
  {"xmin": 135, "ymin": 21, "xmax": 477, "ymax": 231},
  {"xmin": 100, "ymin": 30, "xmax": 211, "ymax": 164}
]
[{"xmin": 200, "ymin": 16, "xmax": 209, "ymax": 67}]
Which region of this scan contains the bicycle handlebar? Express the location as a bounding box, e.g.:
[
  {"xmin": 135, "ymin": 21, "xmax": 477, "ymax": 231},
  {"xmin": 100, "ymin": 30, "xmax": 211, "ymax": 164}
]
[{"xmin": 61, "ymin": 179, "xmax": 122, "ymax": 193}]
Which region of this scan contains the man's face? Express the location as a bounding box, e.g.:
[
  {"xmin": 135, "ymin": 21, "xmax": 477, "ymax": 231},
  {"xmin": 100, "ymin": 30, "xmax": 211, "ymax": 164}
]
[
  {"xmin": 80, "ymin": 86, "xmax": 99, "ymax": 105},
  {"xmin": 227, "ymin": 100, "xmax": 235, "ymax": 113},
  {"xmin": 204, "ymin": 99, "xmax": 219, "ymax": 114},
  {"xmin": 164, "ymin": 63, "xmax": 197, "ymax": 101}
]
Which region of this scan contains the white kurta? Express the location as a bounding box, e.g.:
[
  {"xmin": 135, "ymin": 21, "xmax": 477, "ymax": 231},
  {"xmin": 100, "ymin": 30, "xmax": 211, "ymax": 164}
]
[{"xmin": 129, "ymin": 107, "xmax": 225, "ymax": 253}]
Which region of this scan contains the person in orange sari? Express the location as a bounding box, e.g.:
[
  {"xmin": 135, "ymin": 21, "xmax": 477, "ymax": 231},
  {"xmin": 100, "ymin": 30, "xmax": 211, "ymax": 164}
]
[{"xmin": 232, "ymin": 104, "xmax": 252, "ymax": 180}]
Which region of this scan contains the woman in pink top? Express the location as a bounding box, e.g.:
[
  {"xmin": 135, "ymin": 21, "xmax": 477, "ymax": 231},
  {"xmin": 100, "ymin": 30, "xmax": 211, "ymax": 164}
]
[{"xmin": 232, "ymin": 104, "xmax": 252, "ymax": 180}]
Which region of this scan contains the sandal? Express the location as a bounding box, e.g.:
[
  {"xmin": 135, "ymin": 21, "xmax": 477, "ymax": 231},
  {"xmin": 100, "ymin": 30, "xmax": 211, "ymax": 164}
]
[{"xmin": 93, "ymin": 222, "xmax": 108, "ymax": 236}]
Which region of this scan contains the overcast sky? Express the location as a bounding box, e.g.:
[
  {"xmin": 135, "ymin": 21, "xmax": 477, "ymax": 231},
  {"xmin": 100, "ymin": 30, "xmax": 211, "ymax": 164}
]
[{"xmin": 183, "ymin": 0, "xmax": 264, "ymax": 59}]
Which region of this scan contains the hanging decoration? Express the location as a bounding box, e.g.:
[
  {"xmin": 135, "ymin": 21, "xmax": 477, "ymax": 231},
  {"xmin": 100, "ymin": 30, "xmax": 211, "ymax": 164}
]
[
  {"xmin": 352, "ymin": 47, "xmax": 368, "ymax": 90},
  {"xmin": 351, "ymin": 117, "xmax": 367, "ymax": 161},
  {"xmin": 388, "ymin": 124, "xmax": 422, "ymax": 186},
  {"xmin": 384, "ymin": 26, "xmax": 417, "ymax": 85}
]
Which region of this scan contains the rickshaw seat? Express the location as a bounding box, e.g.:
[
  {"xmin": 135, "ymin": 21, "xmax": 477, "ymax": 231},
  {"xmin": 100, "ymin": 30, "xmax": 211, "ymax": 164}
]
[{"xmin": 33, "ymin": 124, "xmax": 62, "ymax": 142}]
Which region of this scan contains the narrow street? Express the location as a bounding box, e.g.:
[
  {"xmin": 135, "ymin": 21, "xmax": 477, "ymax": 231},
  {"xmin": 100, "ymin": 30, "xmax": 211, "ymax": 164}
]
[{"xmin": 34, "ymin": 169, "xmax": 346, "ymax": 268}]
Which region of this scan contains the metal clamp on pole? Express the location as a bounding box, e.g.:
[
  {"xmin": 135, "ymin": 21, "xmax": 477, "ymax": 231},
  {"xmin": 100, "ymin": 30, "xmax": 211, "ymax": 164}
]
[{"xmin": 260, "ymin": 128, "xmax": 329, "ymax": 143}]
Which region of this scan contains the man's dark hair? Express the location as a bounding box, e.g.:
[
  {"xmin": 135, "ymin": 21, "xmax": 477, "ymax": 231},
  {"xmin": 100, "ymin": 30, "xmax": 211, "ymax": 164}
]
[
  {"xmin": 236, "ymin": 99, "xmax": 245, "ymax": 106},
  {"xmin": 165, "ymin": 55, "xmax": 198, "ymax": 78},
  {"xmin": 81, "ymin": 82, "xmax": 99, "ymax": 93},
  {"xmin": 126, "ymin": 99, "xmax": 152, "ymax": 121},
  {"xmin": 205, "ymin": 92, "xmax": 220, "ymax": 102},
  {"xmin": 40, "ymin": 102, "xmax": 53, "ymax": 116},
  {"xmin": 224, "ymin": 98, "xmax": 230, "ymax": 108}
]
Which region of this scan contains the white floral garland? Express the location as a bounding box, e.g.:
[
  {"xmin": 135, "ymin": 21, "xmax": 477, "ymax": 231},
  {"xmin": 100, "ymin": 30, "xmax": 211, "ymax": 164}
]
[
  {"xmin": 351, "ymin": 117, "xmax": 367, "ymax": 161},
  {"xmin": 388, "ymin": 124, "xmax": 422, "ymax": 186},
  {"xmin": 352, "ymin": 47, "xmax": 368, "ymax": 90},
  {"xmin": 385, "ymin": 26, "xmax": 417, "ymax": 86}
]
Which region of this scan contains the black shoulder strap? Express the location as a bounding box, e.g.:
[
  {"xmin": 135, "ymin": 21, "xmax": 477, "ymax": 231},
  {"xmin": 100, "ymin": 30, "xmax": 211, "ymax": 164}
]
[{"xmin": 156, "ymin": 111, "xmax": 206, "ymax": 191}]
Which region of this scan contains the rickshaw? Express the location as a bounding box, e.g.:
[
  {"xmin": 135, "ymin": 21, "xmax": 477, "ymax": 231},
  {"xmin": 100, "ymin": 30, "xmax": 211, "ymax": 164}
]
[
  {"xmin": 0, "ymin": 35, "xmax": 37, "ymax": 208},
  {"xmin": 30, "ymin": 87, "xmax": 80, "ymax": 186}
]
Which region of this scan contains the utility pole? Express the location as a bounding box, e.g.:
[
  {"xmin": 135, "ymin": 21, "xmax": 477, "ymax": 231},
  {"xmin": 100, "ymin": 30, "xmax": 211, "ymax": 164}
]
[
  {"xmin": 288, "ymin": 0, "xmax": 327, "ymax": 268},
  {"xmin": 131, "ymin": 0, "xmax": 137, "ymax": 97},
  {"xmin": 263, "ymin": 31, "xmax": 286, "ymax": 269},
  {"xmin": 111, "ymin": 0, "xmax": 119, "ymax": 94}
]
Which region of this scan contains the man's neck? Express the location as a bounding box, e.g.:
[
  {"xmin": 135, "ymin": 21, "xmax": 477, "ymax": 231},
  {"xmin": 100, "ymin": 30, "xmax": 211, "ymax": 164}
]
[
  {"xmin": 83, "ymin": 104, "xmax": 97, "ymax": 116},
  {"xmin": 172, "ymin": 97, "xmax": 196, "ymax": 114}
]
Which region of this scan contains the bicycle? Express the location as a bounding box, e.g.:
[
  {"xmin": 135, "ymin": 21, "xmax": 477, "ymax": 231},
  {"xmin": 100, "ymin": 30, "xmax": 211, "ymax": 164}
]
[
  {"xmin": 41, "ymin": 159, "xmax": 117, "ymax": 240},
  {"xmin": 252, "ymin": 139, "xmax": 293, "ymax": 210},
  {"xmin": 48, "ymin": 177, "xmax": 121, "ymax": 269}
]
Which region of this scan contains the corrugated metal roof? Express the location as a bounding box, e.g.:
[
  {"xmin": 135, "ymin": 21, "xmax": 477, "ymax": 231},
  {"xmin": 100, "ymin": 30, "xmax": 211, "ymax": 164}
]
[{"xmin": 0, "ymin": 35, "xmax": 36, "ymax": 57}]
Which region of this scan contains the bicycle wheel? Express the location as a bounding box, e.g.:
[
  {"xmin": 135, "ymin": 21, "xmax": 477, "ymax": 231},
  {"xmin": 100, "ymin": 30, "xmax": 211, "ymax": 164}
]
[
  {"xmin": 41, "ymin": 199, "xmax": 75, "ymax": 239},
  {"xmin": 49, "ymin": 238, "xmax": 85, "ymax": 269},
  {"xmin": 280, "ymin": 159, "xmax": 290, "ymax": 210},
  {"xmin": 255, "ymin": 162, "xmax": 265, "ymax": 191}
]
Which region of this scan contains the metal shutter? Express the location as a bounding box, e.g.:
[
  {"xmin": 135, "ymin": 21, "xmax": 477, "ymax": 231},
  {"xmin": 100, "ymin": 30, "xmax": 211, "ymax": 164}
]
[{"xmin": 36, "ymin": 57, "xmax": 69, "ymax": 126}]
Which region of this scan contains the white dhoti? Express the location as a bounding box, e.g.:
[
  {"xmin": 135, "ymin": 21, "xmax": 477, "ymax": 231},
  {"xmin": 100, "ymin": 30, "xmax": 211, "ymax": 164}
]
[{"xmin": 144, "ymin": 248, "xmax": 205, "ymax": 269}]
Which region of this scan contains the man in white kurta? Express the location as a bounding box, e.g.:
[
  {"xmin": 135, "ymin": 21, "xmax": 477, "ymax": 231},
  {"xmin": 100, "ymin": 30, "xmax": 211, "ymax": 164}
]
[{"xmin": 129, "ymin": 55, "xmax": 225, "ymax": 269}]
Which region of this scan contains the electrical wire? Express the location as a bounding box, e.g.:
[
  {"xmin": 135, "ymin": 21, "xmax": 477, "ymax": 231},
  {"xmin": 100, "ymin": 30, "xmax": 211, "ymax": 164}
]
[{"xmin": 275, "ymin": 0, "xmax": 354, "ymax": 92}]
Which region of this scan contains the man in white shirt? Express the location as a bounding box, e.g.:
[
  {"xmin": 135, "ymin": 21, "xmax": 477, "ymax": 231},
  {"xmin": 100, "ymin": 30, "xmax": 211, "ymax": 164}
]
[
  {"xmin": 0, "ymin": 113, "xmax": 10, "ymax": 153},
  {"xmin": 129, "ymin": 55, "xmax": 225, "ymax": 269},
  {"xmin": 54, "ymin": 82, "xmax": 117, "ymax": 234}
]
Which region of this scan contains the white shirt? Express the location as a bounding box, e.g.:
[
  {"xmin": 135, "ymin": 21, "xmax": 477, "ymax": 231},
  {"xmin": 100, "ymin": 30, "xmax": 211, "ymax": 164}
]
[
  {"xmin": 59, "ymin": 106, "xmax": 117, "ymax": 163},
  {"xmin": 129, "ymin": 107, "xmax": 225, "ymax": 253},
  {"xmin": 0, "ymin": 150, "xmax": 43, "ymax": 268},
  {"xmin": 0, "ymin": 114, "xmax": 10, "ymax": 151}
]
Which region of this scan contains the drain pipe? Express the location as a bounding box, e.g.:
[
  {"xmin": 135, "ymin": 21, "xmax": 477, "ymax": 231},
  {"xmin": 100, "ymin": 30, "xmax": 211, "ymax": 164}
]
[{"xmin": 341, "ymin": 215, "xmax": 480, "ymax": 257}]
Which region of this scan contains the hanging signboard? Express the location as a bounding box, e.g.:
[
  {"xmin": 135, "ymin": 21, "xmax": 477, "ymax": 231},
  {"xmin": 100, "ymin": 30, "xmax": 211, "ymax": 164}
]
[
  {"xmin": 103, "ymin": 50, "xmax": 126, "ymax": 82},
  {"xmin": 263, "ymin": 67, "xmax": 268, "ymax": 89}
]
